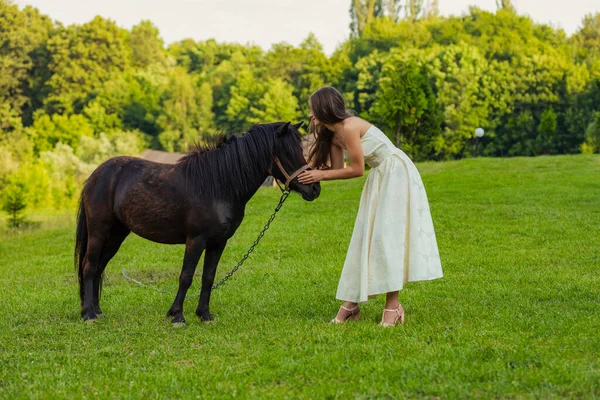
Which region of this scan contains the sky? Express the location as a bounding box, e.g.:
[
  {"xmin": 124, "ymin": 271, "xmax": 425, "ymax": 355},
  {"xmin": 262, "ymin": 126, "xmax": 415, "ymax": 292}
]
[{"xmin": 13, "ymin": 0, "xmax": 600, "ymax": 55}]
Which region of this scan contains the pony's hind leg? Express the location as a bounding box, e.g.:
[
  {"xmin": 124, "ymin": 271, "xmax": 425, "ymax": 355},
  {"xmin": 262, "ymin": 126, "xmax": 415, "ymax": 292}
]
[
  {"xmin": 167, "ymin": 236, "xmax": 206, "ymax": 324},
  {"xmin": 81, "ymin": 235, "xmax": 105, "ymax": 321},
  {"xmin": 93, "ymin": 224, "xmax": 130, "ymax": 316},
  {"xmin": 196, "ymin": 241, "xmax": 227, "ymax": 322}
]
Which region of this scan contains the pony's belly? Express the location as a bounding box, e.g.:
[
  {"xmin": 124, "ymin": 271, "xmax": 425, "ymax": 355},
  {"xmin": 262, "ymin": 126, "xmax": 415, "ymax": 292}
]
[
  {"xmin": 133, "ymin": 229, "xmax": 186, "ymax": 245},
  {"xmin": 123, "ymin": 216, "xmax": 186, "ymax": 244}
]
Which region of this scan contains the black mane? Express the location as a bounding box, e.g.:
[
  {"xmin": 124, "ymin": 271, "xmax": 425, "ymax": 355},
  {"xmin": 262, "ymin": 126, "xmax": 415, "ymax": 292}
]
[{"xmin": 175, "ymin": 123, "xmax": 294, "ymax": 199}]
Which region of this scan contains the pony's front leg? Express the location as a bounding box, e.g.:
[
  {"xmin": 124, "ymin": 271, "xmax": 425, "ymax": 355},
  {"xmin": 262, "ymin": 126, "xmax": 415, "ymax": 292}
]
[
  {"xmin": 196, "ymin": 241, "xmax": 227, "ymax": 322},
  {"xmin": 167, "ymin": 236, "xmax": 206, "ymax": 324}
]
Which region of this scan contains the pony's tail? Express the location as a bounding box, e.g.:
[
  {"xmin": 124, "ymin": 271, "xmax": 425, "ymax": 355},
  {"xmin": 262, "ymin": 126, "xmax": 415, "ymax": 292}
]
[{"xmin": 74, "ymin": 192, "xmax": 87, "ymax": 305}]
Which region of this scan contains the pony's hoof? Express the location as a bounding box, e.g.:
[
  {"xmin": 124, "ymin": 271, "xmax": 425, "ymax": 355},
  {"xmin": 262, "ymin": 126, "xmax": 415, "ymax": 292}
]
[
  {"xmin": 82, "ymin": 311, "xmax": 98, "ymax": 322},
  {"xmin": 197, "ymin": 311, "xmax": 214, "ymax": 323},
  {"xmin": 171, "ymin": 314, "xmax": 185, "ymax": 324}
]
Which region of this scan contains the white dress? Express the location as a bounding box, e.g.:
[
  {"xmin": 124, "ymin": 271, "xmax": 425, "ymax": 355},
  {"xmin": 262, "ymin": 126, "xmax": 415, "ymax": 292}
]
[{"xmin": 336, "ymin": 125, "xmax": 443, "ymax": 303}]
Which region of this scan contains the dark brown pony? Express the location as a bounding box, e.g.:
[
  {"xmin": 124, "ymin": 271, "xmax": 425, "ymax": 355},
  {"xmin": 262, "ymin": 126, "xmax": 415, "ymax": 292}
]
[{"xmin": 75, "ymin": 122, "xmax": 320, "ymax": 323}]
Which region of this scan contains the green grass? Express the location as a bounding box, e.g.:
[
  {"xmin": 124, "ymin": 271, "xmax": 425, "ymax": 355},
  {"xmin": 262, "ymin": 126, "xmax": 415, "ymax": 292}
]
[{"xmin": 1, "ymin": 155, "xmax": 599, "ymax": 399}]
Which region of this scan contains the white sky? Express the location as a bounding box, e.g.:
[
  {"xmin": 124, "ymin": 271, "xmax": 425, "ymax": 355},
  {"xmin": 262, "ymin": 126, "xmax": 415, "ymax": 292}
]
[{"xmin": 13, "ymin": 0, "xmax": 600, "ymax": 55}]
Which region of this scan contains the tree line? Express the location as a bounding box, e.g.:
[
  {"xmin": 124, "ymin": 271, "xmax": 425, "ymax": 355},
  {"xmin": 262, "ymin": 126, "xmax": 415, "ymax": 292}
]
[{"xmin": 1, "ymin": 0, "xmax": 599, "ymax": 218}]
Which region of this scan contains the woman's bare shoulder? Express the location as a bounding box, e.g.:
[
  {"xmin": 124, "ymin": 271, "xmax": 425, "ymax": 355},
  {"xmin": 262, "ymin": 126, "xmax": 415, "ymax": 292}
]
[{"xmin": 344, "ymin": 116, "xmax": 372, "ymax": 136}]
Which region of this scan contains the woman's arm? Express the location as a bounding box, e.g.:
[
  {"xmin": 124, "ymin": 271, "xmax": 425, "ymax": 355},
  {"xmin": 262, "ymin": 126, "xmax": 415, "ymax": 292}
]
[
  {"xmin": 299, "ymin": 127, "xmax": 364, "ymax": 183},
  {"xmin": 329, "ymin": 144, "xmax": 345, "ymax": 170}
]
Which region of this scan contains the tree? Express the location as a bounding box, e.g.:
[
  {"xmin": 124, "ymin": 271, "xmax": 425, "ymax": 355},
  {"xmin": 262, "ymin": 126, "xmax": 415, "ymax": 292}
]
[
  {"xmin": 406, "ymin": 0, "xmax": 424, "ymax": 22},
  {"xmin": 491, "ymin": 52, "xmax": 569, "ymax": 156},
  {"xmin": 43, "ymin": 16, "xmax": 131, "ymax": 114},
  {"xmin": 0, "ymin": 2, "xmax": 54, "ymax": 120},
  {"xmin": 496, "ymin": 0, "xmax": 515, "ymax": 11},
  {"xmin": 224, "ymin": 67, "xmax": 267, "ymax": 132},
  {"xmin": 157, "ymin": 67, "xmax": 207, "ymax": 151},
  {"xmin": 117, "ymin": 66, "xmax": 167, "ymax": 137},
  {"xmin": 583, "ymin": 112, "xmax": 600, "ymax": 153},
  {"xmin": 425, "ymin": 0, "xmax": 439, "ymax": 19},
  {"xmin": 2, "ymin": 180, "xmax": 27, "ymax": 228},
  {"xmin": 129, "ymin": 20, "xmax": 166, "ymax": 68},
  {"xmin": 265, "ymin": 34, "xmax": 334, "ymax": 125},
  {"xmin": 30, "ymin": 112, "xmax": 94, "ymax": 153},
  {"xmin": 372, "ymin": 59, "xmax": 442, "ymax": 159},
  {"xmin": 208, "ymin": 48, "xmax": 266, "ymax": 132},
  {"xmin": 355, "ymin": 50, "xmax": 388, "ymax": 116},
  {"xmin": 350, "ymin": 0, "xmax": 376, "ymax": 37},
  {"xmin": 537, "ymin": 108, "xmax": 557, "ymax": 154},
  {"xmin": 572, "ymin": 12, "xmax": 600, "ymax": 63},
  {"xmin": 425, "ymin": 43, "xmax": 492, "ymax": 158},
  {"xmin": 196, "ymin": 81, "xmax": 216, "ymax": 141},
  {"xmin": 83, "ymin": 101, "xmax": 123, "ymax": 134},
  {"xmin": 249, "ymin": 79, "xmax": 300, "ymax": 125},
  {"xmin": 0, "ymin": 103, "xmax": 35, "ymax": 165},
  {"xmin": 350, "ymin": 0, "xmax": 402, "ymax": 36}
]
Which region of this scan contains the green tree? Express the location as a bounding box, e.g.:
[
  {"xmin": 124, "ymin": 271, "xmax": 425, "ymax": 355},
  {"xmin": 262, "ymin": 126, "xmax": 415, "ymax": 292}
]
[
  {"xmin": 355, "ymin": 50, "xmax": 388, "ymax": 116},
  {"xmin": 83, "ymin": 101, "xmax": 123, "ymax": 134},
  {"xmin": 372, "ymin": 60, "xmax": 442, "ymax": 159},
  {"xmin": 406, "ymin": 0, "xmax": 424, "ymax": 22},
  {"xmin": 572, "ymin": 12, "xmax": 600, "ymax": 65},
  {"xmin": 426, "ymin": 43, "xmax": 492, "ymax": 158},
  {"xmin": 496, "ymin": 0, "xmax": 515, "ymax": 11},
  {"xmin": 350, "ymin": 0, "xmax": 377, "ymax": 37},
  {"xmin": 265, "ymin": 34, "xmax": 334, "ymax": 124},
  {"xmin": 537, "ymin": 108, "xmax": 558, "ymax": 154},
  {"xmin": 208, "ymin": 48, "xmax": 266, "ymax": 131},
  {"xmin": 2, "ymin": 179, "xmax": 27, "ymax": 228},
  {"xmin": 350, "ymin": 0, "xmax": 403, "ymax": 36},
  {"xmin": 0, "ymin": 103, "xmax": 35, "ymax": 165},
  {"xmin": 249, "ymin": 79, "xmax": 300, "ymax": 124},
  {"xmin": 425, "ymin": 0, "xmax": 439, "ymax": 19},
  {"xmin": 0, "ymin": 2, "xmax": 54, "ymax": 120},
  {"xmin": 44, "ymin": 16, "xmax": 131, "ymax": 114},
  {"xmin": 157, "ymin": 67, "xmax": 207, "ymax": 151},
  {"xmin": 491, "ymin": 52, "xmax": 569, "ymax": 156},
  {"xmin": 225, "ymin": 68, "xmax": 266, "ymax": 132},
  {"xmin": 582, "ymin": 112, "xmax": 600, "ymax": 153},
  {"xmin": 30, "ymin": 112, "xmax": 94, "ymax": 153},
  {"xmin": 129, "ymin": 20, "xmax": 166, "ymax": 68}
]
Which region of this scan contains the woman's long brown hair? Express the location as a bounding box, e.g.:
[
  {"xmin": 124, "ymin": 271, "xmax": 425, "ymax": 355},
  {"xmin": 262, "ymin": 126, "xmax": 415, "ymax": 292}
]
[{"xmin": 308, "ymin": 87, "xmax": 353, "ymax": 170}]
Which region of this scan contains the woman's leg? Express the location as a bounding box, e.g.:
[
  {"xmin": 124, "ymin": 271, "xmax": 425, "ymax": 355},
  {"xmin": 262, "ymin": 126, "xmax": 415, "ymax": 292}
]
[
  {"xmin": 385, "ymin": 291, "xmax": 399, "ymax": 309},
  {"xmin": 382, "ymin": 291, "xmax": 402, "ymax": 325},
  {"xmin": 332, "ymin": 301, "xmax": 359, "ymax": 322}
]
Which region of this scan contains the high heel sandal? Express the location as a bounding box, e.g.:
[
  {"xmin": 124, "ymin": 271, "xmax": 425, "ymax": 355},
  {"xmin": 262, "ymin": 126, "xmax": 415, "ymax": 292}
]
[
  {"xmin": 379, "ymin": 304, "xmax": 405, "ymax": 327},
  {"xmin": 330, "ymin": 305, "xmax": 360, "ymax": 324}
]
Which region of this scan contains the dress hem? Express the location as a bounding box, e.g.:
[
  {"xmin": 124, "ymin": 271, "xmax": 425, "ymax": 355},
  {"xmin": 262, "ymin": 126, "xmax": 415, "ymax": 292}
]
[{"xmin": 335, "ymin": 274, "xmax": 444, "ymax": 303}]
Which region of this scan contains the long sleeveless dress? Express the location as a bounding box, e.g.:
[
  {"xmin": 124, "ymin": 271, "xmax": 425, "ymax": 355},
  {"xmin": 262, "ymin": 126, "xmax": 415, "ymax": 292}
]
[{"xmin": 336, "ymin": 125, "xmax": 443, "ymax": 303}]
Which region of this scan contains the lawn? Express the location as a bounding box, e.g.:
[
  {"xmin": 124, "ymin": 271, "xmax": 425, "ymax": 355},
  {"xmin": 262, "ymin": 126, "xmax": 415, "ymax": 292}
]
[{"xmin": 1, "ymin": 155, "xmax": 599, "ymax": 398}]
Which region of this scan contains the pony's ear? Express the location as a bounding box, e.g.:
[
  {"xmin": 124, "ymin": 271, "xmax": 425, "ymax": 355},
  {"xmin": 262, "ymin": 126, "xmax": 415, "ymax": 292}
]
[
  {"xmin": 277, "ymin": 122, "xmax": 291, "ymax": 137},
  {"xmin": 292, "ymin": 121, "xmax": 304, "ymax": 130}
]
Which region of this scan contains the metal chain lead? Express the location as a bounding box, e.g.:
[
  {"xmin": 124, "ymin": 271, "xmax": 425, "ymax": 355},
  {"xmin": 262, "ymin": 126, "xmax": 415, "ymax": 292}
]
[{"xmin": 211, "ymin": 188, "xmax": 290, "ymax": 291}]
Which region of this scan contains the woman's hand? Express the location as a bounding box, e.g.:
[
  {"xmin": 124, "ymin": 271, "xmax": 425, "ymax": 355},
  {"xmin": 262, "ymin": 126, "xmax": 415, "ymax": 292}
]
[{"xmin": 298, "ymin": 169, "xmax": 326, "ymax": 184}]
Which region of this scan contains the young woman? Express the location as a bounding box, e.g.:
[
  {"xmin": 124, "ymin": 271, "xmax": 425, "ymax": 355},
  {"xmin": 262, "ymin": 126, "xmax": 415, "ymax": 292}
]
[{"xmin": 298, "ymin": 86, "xmax": 443, "ymax": 327}]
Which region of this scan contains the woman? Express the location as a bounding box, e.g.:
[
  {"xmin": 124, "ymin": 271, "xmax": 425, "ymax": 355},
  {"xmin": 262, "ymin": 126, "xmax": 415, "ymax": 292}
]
[{"xmin": 298, "ymin": 86, "xmax": 443, "ymax": 327}]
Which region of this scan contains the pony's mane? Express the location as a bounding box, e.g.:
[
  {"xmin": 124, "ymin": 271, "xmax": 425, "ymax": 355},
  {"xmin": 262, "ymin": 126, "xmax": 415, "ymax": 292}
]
[
  {"xmin": 182, "ymin": 133, "xmax": 230, "ymax": 156},
  {"xmin": 175, "ymin": 123, "xmax": 294, "ymax": 199}
]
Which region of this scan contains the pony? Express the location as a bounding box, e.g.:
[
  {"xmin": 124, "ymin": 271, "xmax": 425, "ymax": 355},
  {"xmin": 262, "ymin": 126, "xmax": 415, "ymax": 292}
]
[{"xmin": 74, "ymin": 122, "xmax": 320, "ymax": 323}]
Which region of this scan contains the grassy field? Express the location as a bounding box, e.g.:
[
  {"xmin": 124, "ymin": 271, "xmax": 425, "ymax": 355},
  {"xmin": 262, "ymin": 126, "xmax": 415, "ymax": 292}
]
[{"xmin": 1, "ymin": 155, "xmax": 599, "ymax": 399}]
